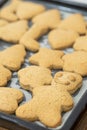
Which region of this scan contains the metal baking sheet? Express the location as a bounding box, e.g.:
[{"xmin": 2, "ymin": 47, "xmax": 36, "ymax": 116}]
[{"xmin": 0, "ymin": 0, "xmax": 87, "ymax": 130}]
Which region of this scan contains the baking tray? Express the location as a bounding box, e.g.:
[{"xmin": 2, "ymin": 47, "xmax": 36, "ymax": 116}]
[
  {"xmin": 47, "ymin": 0, "xmax": 87, "ymax": 8},
  {"xmin": 0, "ymin": 0, "xmax": 87, "ymax": 130}
]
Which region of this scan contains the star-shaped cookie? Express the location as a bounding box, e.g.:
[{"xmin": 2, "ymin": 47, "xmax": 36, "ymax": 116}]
[
  {"xmin": 18, "ymin": 66, "xmax": 52, "ymax": 91},
  {"xmin": 48, "ymin": 29, "xmax": 79, "ymax": 49},
  {"xmin": 0, "ymin": 87, "xmax": 23, "ymax": 114},
  {"xmin": 62, "ymin": 51, "xmax": 87, "ymax": 76},
  {"xmin": 0, "ymin": 45, "xmax": 26, "ymax": 71},
  {"xmin": 58, "ymin": 13, "xmax": 86, "ymax": 34},
  {"xmin": 29, "ymin": 48, "xmax": 64, "ymax": 69},
  {"xmin": 0, "ymin": 65, "xmax": 12, "ymax": 87}
]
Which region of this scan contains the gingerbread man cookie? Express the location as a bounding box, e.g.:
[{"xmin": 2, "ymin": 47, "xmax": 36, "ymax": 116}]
[{"xmin": 16, "ymin": 85, "xmax": 73, "ymax": 128}]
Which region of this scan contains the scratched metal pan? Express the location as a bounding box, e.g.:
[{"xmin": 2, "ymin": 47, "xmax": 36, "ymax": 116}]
[{"xmin": 0, "ymin": 0, "xmax": 87, "ymax": 130}]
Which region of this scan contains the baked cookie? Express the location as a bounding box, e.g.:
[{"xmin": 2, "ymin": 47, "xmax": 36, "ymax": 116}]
[
  {"xmin": 58, "ymin": 13, "xmax": 86, "ymax": 35},
  {"xmin": 0, "ymin": 20, "xmax": 28, "ymax": 43},
  {"xmin": 20, "ymin": 37, "xmax": 40, "ymax": 52},
  {"xmin": 16, "ymin": 2, "xmax": 45, "ymax": 20},
  {"xmin": 32, "ymin": 9, "xmax": 61, "ymax": 29},
  {"xmin": 20, "ymin": 22, "xmax": 49, "ymax": 41},
  {"xmin": 73, "ymin": 36, "xmax": 87, "ymax": 51},
  {"xmin": 16, "ymin": 85, "xmax": 73, "ymax": 128},
  {"xmin": 52, "ymin": 71, "xmax": 82, "ymax": 94},
  {"xmin": 48, "ymin": 29, "xmax": 79, "ymax": 49},
  {"xmin": 29, "ymin": 48, "xmax": 64, "ymax": 69},
  {"xmin": 18, "ymin": 66, "xmax": 52, "ymax": 91},
  {"xmin": 0, "ymin": 65, "xmax": 12, "ymax": 87},
  {"xmin": 0, "ymin": 0, "xmax": 21, "ymax": 22},
  {"xmin": 0, "ymin": 19, "xmax": 8, "ymax": 27},
  {"xmin": 62, "ymin": 51, "xmax": 87, "ymax": 76},
  {"xmin": 0, "ymin": 45, "xmax": 26, "ymax": 71},
  {"xmin": 0, "ymin": 87, "xmax": 23, "ymax": 114}
]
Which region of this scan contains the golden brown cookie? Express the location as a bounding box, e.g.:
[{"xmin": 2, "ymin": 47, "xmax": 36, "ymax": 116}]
[
  {"xmin": 0, "ymin": 20, "xmax": 28, "ymax": 43},
  {"xmin": 52, "ymin": 71, "xmax": 82, "ymax": 94},
  {"xmin": 29, "ymin": 48, "xmax": 64, "ymax": 69},
  {"xmin": 0, "ymin": 0, "xmax": 21, "ymax": 22},
  {"xmin": 16, "ymin": 85, "xmax": 73, "ymax": 128},
  {"xmin": 48, "ymin": 29, "xmax": 79, "ymax": 49},
  {"xmin": 0, "ymin": 87, "xmax": 23, "ymax": 114},
  {"xmin": 0, "ymin": 45, "xmax": 26, "ymax": 71},
  {"xmin": 0, "ymin": 65, "xmax": 12, "ymax": 87},
  {"xmin": 32, "ymin": 9, "xmax": 61, "ymax": 29},
  {"xmin": 62, "ymin": 51, "xmax": 87, "ymax": 76},
  {"xmin": 18, "ymin": 66, "xmax": 52, "ymax": 91},
  {"xmin": 16, "ymin": 2, "xmax": 45, "ymax": 20},
  {"xmin": 73, "ymin": 36, "xmax": 87, "ymax": 51},
  {"xmin": 58, "ymin": 13, "xmax": 86, "ymax": 34},
  {"xmin": 20, "ymin": 22, "xmax": 49, "ymax": 41},
  {"xmin": 0, "ymin": 19, "xmax": 8, "ymax": 27},
  {"xmin": 20, "ymin": 37, "xmax": 40, "ymax": 52}
]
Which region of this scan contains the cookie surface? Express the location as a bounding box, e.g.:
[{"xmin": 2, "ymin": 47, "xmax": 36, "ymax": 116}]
[
  {"xmin": 20, "ymin": 37, "xmax": 40, "ymax": 52},
  {"xmin": 18, "ymin": 66, "xmax": 52, "ymax": 91},
  {"xmin": 20, "ymin": 22, "xmax": 49, "ymax": 41},
  {"xmin": 48, "ymin": 29, "xmax": 79, "ymax": 49},
  {"xmin": 16, "ymin": 85, "xmax": 73, "ymax": 128},
  {"xmin": 0, "ymin": 19, "xmax": 8, "ymax": 27},
  {"xmin": 73, "ymin": 36, "xmax": 87, "ymax": 51},
  {"xmin": 32, "ymin": 9, "xmax": 61, "ymax": 29},
  {"xmin": 0, "ymin": 45, "xmax": 26, "ymax": 71},
  {"xmin": 0, "ymin": 20, "xmax": 28, "ymax": 43},
  {"xmin": 29, "ymin": 48, "xmax": 64, "ymax": 69},
  {"xmin": 58, "ymin": 13, "xmax": 86, "ymax": 34},
  {"xmin": 0, "ymin": 0, "xmax": 21, "ymax": 22},
  {"xmin": 52, "ymin": 71, "xmax": 82, "ymax": 94},
  {"xmin": 0, "ymin": 65, "xmax": 12, "ymax": 87},
  {"xmin": 16, "ymin": 2, "xmax": 45, "ymax": 20},
  {"xmin": 0, "ymin": 87, "xmax": 23, "ymax": 114},
  {"xmin": 62, "ymin": 51, "xmax": 87, "ymax": 76}
]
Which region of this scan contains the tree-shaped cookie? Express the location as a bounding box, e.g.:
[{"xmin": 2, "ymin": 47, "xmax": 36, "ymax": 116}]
[
  {"xmin": 0, "ymin": 87, "xmax": 23, "ymax": 114},
  {"xmin": 0, "ymin": 45, "xmax": 26, "ymax": 71},
  {"xmin": 32, "ymin": 9, "xmax": 61, "ymax": 29},
  {"xmin": 52, "ymin": 71, "xmax": 82, "ymax": 94},
  {"xmin": 29, "ymin": 48, "xmax": 64, "ymax": 69},
  {"xmin": 0, "ymin": 65, "xmax": 12, "ymax": 86},
  {"xmin": 62, "ymin": 51, "xmax": 87, "ymax": 76},
  {"xmin": 48, "ymin": 29, "xmax": 79, "ymax": 49},
  {"xmin": 58, "ymin": 13, "xmax": 86, "ymax": 34},
  {"xmin": 16, "ymin": 1, "xmax": 45, "ymax": 20},
  {"xmin": 16, "ymin": 85, "xmax": 73, "ymax": 128},
  {"xmin": 73, "ymin": 36, "xmax": 87, "ymax": 51},
  {"xmin": 0, "ymin": 20, "xmax": 28, "ymax": 43},
  {"xmin": 18, "ymin": 66, "xmax": 52, "ymax": 91}
]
